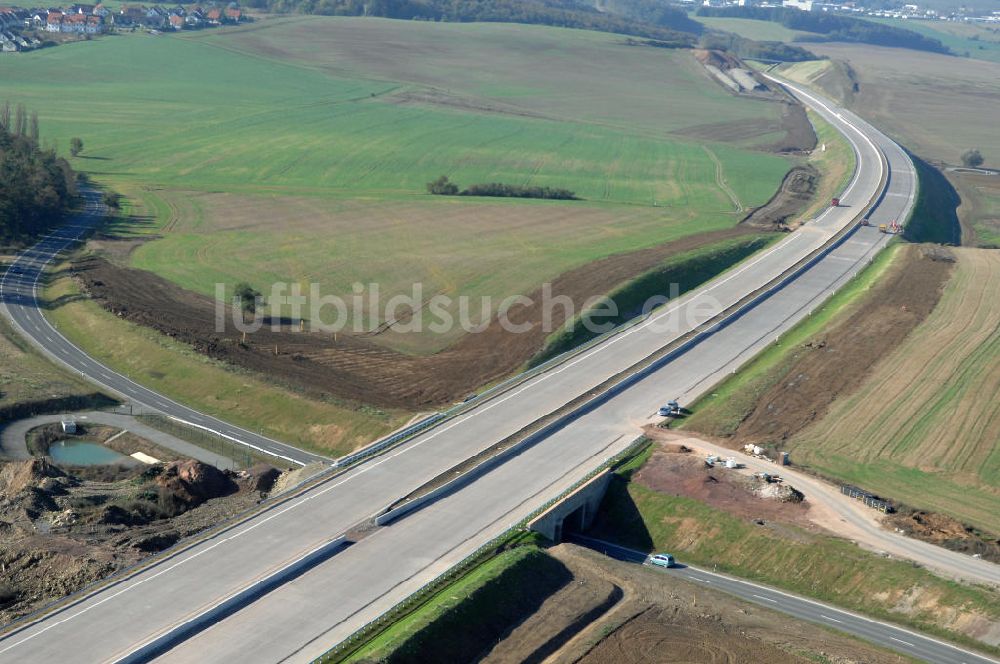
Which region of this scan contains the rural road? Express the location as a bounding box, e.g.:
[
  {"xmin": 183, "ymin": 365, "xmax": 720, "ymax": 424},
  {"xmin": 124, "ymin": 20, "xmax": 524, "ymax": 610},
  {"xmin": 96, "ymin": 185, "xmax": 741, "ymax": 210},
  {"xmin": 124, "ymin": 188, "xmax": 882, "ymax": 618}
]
[
  {"xmin": 0, "ymin": 412, "xmax": 239, "ymax": 470},
  {"xmin": 0, "ymin": 201, "xmax": 325, "ymax": 468},
  {"xmin": 0, "ymin": 77, "xmax": 985, "ymax": 663},
  {"xmin": 566, "ymin": 535, "xmax": 1000, "ymax": 664},
  {"xmin": 661, "ymin": 430, "xmax": 1000, "ymax": 588}
]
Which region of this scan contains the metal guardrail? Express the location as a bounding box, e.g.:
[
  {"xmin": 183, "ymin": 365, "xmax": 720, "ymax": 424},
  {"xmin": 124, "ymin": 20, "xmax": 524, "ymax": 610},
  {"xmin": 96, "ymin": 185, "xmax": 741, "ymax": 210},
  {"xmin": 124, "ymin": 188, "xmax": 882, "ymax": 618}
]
[
  {"xmin": 315, "ymin": 435, "xmax": 650, "ymax": 663},
  {"xmin": 315, "ymin": 90, "xmax": 899, "ymax": 661},
  {"xmin": 332, "ymin": 413, "xmax": 445, "ymax": 468},
  {"xmin": 841, "ymin": 485, "xmax": 895, "ymax": 514},
  {"xmin": 0, "ymin": 89, "xmax": 898, "ymax": 653}
]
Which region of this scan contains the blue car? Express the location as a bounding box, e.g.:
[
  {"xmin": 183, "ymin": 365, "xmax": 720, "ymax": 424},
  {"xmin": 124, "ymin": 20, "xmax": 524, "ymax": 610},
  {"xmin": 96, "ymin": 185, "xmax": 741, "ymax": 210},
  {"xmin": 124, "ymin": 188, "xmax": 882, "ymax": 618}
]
[{"xmin": 648, "ymin": 553, "xmax": 675, "ymax": 568}]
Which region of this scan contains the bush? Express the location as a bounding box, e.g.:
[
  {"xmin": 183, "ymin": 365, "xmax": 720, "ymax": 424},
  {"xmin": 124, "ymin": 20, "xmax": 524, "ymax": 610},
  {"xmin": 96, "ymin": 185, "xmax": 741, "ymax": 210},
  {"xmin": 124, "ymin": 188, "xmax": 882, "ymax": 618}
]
[
  {"xmin": 461, "ymin": 182, "xmax": 577, "ymax": 200},
  {"xmin": 961, "ymin": 149, "xmax": 984, "ymax": 168},
  {"xmin": 426, "ymin": 175, "xmax": 459, "ymax": 195},
  {"xmin": 102, "ymin": 190, "xmax": 121, "ymax": 209}
]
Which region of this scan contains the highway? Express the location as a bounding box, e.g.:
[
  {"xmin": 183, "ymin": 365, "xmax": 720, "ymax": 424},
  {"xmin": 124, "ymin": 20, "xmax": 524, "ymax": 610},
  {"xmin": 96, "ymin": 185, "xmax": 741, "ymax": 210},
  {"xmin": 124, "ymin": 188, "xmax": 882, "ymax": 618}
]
[
  {"xmin": 0, "ymin": 78, "xmax": 990, "ymax": 663},
  {"xmin": 567, "ymin": 535, "xmax": 1000, "ymax": 664}
]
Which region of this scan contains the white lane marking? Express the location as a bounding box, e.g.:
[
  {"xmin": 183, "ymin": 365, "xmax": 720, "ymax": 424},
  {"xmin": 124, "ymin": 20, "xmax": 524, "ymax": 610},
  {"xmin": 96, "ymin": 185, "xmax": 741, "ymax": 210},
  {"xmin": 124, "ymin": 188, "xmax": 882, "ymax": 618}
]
[
  {"xmin": 0, "ymin": 102, "xmax": 901, "ymax": 654},
  {"xmin": 820, "ymin": 614, "xmax": 842, "ymax": 624},
  {"xmin": 891, "ymin": 637, "xmax": 915, "ymax": 647},
  {"xmin": 693, "ymin": 568, "xmax": 997, "ymax": 663},
  {"xmin": 752, "ymin": 594, "xmax": 777, "ymax": 603}
]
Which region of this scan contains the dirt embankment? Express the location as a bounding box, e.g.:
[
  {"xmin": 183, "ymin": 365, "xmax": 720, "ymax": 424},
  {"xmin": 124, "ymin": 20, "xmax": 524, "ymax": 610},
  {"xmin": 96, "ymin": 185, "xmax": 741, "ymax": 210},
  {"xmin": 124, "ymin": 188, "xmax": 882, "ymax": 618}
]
[
  {"xmin": 0, "ymin": 456, "xmax": 279, "ymax": 623},
  {"xmin": 724, "ymin": 244, "xmax": 955, "ymax": 446},
  {"xmin": 74, "ymin": 227, "xmax": 760, "ymax": 411},
  {"xmin": 483, "ymin": 544, "xmax": 907, "ymax": 664},
  {"xmin": 741, "ymin": 165, "xmax": 819, "ymax": 231},
  {"xmin": 887, "ymin": 509, "xmax": 1000, "ymax": 564}
]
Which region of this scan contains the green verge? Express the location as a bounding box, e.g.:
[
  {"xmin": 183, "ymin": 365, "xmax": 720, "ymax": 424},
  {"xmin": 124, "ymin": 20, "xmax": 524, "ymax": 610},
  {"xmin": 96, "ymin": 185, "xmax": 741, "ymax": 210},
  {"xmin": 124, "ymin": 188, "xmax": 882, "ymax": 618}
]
[
  {"xmin": 529, "ymin": 234, "xmax": 775, "ymax": 367},
  {"xmin": 676, "ymin": 242, "xmax": 900, "ymax": 437},
  {"xmin": 800, "ymin": 109, "xmax": 857, "ymax": 222},
  {"xmin": 41, "ymin": 262, "xmax": 406, "ymax": 457},
  {"xmin": 0, "ymin": 284, "xmax": 117, "ymax": 421},
  {"xmin": 342, "ymin": 544, "xmax": 569, "ymax": 663},
  {"xmin": 588, "ymin": 467, "xmax": 1000, "ymax": 656}
]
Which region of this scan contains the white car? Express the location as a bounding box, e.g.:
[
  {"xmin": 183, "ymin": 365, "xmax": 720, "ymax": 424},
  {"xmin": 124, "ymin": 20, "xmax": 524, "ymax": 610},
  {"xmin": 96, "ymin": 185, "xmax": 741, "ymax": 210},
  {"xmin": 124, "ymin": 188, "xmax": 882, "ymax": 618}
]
[{"xmin": 648, "ymin": 553, "xmax": 675, "ymax": 568}]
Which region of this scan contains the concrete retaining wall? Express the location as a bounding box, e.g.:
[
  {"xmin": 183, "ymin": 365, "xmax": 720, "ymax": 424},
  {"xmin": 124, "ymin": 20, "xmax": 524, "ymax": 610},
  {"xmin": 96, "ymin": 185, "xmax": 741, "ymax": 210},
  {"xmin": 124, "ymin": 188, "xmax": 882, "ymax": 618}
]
[{"xmin": 528, "ymin": 471, "xmax": 612, "ymax": 542}]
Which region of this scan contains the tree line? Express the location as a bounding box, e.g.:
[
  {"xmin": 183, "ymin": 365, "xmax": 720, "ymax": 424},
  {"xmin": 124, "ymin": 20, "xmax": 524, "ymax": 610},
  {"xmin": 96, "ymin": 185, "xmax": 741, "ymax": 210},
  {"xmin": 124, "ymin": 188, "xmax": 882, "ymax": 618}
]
[
  {"xmin": 699, "ymin": 31, "xmax": 816, "ymax": 62},
  {"xmin": 697, "ymin": 6, "xmax": 950, "ymax": 54},
  {"xmin": 427, "ymin": 175, "xmax": 577, "ymax": 200},
  {"xmin": 0, "ymin": 103, "xmax": 78, "ymax": 245},
  {"xmin": 242, "ymin": 0, "xmax": 698, "ymax": 47}
]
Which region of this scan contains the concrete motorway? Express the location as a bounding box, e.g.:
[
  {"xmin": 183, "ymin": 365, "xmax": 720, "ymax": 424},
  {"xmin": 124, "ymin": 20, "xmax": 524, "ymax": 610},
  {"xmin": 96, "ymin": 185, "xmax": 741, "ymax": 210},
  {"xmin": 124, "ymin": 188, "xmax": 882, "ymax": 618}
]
[
  {"xmin": 567, "ymin": 535, "xmax": 1000, "ymax": 664},
  {"xmin": 0, "ymin": 199, "xmax": 324, "ymax": 467},
  {"xmin": 0, "ymin": 79, "xmax": 978, "ymax": 664}
]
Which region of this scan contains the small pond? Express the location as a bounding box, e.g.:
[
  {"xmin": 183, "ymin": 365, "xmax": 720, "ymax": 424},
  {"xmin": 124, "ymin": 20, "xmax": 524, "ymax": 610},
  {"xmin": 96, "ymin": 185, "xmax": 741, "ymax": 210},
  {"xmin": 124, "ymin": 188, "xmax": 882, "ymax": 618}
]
[{"xmin": 47, "ymin": 440, "xmax": 129, "ymax": 466}]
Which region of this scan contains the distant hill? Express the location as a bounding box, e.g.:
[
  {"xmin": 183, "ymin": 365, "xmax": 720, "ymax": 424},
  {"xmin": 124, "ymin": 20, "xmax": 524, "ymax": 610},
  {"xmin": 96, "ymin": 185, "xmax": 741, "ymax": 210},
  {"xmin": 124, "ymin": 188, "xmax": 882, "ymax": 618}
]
[
  {"xmin": 697, "ymin": 6, "xmax": 951, "ymax": 54},
  {"xmin": 244, "ymin": 0, "xmax": 699, "ymax": 46}
]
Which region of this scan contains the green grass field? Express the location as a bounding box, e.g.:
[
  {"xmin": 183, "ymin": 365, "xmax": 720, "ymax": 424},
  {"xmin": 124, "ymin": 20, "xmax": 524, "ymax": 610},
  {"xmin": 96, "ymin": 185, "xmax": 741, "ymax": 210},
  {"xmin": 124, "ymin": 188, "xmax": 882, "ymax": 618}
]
[
  {"xmin": 0, "ymin": 17, "xmax": 797, "ymax": 355},
  {"xmin": 1, "ymin": 20, "xmax": 790, "ymax": 203},
  {"xmin": 959, "ymin": 175, "xmax": 1000, "ymax": 248}
]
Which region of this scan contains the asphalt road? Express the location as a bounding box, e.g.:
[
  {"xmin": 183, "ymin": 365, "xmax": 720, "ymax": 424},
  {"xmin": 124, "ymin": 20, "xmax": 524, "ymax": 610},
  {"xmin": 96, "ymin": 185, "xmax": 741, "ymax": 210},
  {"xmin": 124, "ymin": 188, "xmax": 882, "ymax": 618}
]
[
  {"xmin": 0, "ymin": 207, "xmax": 324, "ymax": 467},
  {"xmin": 567, "ymin": 535, "xmax": 1000, "ymax": 664},
  {"xmin": 0, "ymin": 79, "xmax": 987, "ymax": 663},
  {"xmin": 0, "ymin": 412, "xmax": 240, "ymax": 470}
]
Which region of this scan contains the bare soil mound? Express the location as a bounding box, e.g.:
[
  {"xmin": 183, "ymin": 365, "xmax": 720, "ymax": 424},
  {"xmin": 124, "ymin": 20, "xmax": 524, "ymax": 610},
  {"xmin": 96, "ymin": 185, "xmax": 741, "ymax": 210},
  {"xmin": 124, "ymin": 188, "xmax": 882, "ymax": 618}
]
[
  {"xmin": 0, "ymin": 456, "xmax": 280, "ymax": 623},
  {"xmin": 155, "ymin": 460, "xmax": 238, "ymax": 512},
  {"xmin": 74, "ymin": 228, "xmax": 758, "ymax": 410},
  {"xmin": 887, "ymin": 509, "xmax": 1000, "ymax": 563},
  {"xmin": 634, "ymin": 448, "xmax": 814, "ymax": 529},
  {"xmin": 0, "ymin": 459, "xmax": 64, "ymax": 501}
]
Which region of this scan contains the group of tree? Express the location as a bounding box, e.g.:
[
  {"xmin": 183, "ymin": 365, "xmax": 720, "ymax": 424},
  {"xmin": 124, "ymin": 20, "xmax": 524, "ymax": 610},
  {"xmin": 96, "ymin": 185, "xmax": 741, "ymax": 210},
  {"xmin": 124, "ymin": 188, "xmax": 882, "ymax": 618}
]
[
  {"xmin": 960, "ymin": 149, "xmax": 984, "ymax": 168},
  {"xmin": 697, "ymin": 6, "xmax": 950, "ymax": 54},
  {"xmin": 243, "ymin": 0, "xmax": 698, "ymax": 47},
  {"xmin": 699, "ymin": 31, "xmax": 815, "ymax": 62},
  {"xmin": 427, "ymin": 175, "xmax": 577, "ymax": 200},
  {"xmin": 233, "ymin": 282, "xmax": 263, "ymax": 319},
  {"xmin": 0, "ymin": 103, "xmax": 78, "ymax": 245}
]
